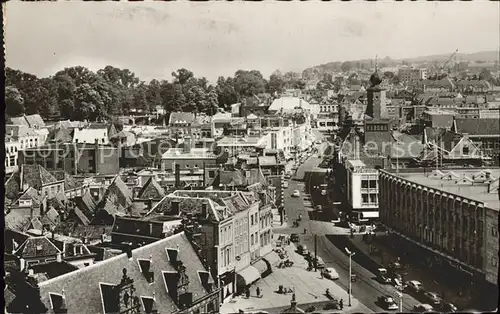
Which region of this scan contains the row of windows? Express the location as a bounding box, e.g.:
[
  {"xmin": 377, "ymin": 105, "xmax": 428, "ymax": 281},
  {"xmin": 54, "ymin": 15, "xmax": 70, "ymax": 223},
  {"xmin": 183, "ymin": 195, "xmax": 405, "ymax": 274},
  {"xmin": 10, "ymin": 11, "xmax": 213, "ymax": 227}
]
[
  {"xmin": 250, "ymin": 213, "xmax": 258, "ymax": 226},
  {"xmin": 361, "ymin": 179, "xmax": 378, "ymax": 189},
  {"xmin": 260, "ymin": 230, "xmax": 272, "ymax": 247},
  {"xmin": 221, "ymin": 247, "xmax": 232, "ymax": 268},
  {"xmin": 250, "ymin": 231, "xmax": 259, "ymax": 246},
  {"xmin": 362, "ymin": 193, "xmax": 378, "ymax": 204}
]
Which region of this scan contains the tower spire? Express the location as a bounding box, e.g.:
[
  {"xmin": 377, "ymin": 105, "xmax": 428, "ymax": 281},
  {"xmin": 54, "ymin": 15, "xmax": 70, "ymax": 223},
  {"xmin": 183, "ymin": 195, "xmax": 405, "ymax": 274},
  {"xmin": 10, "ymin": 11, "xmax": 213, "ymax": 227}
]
[{"xmin": 375, "ymin": 54, "xmax": 379, "ymax": 72}]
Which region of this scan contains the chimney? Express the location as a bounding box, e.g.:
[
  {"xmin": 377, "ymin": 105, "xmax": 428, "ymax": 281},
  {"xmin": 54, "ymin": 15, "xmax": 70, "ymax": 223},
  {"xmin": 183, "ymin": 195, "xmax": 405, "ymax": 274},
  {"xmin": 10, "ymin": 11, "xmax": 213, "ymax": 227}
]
[
  {"xmin": 28, "ymin": 269, "xmax": 34, "ymax": 277},
  {"xmin": 183, "ymin": 136, "xmax": 192, "ymax": 154},
  {"xmin": 56, "ymin": 252, "xmax": 62, "ymax": 263},
  {"xmin": 20, "ymin": 258, "xmax": 26, "ymax": 271},
  {"xmin": 201, "ymin": 202, "xmax": 209, "ymax": 219},
  {"xmin": 175, "ymin": 164, "xmax": 181, "ymax": 188},
  {"xmin": 125, "ymin": 243, "xmax": 133, "ymax": 259},
  {"xmin": 171, "ymin": 200, "xmax": 180, "ymax": 216}
]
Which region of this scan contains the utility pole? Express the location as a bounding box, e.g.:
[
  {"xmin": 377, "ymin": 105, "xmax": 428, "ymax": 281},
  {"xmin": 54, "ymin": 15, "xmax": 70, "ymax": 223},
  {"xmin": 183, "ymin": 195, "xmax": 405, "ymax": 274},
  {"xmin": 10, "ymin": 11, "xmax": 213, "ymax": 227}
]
[
  {"xmin": 314, "ymin": 234, "xmax": 318, "ymax": 272},
  {"xmin": 345, "ymin": 247, "xmax": 355, "ymax": 307}
]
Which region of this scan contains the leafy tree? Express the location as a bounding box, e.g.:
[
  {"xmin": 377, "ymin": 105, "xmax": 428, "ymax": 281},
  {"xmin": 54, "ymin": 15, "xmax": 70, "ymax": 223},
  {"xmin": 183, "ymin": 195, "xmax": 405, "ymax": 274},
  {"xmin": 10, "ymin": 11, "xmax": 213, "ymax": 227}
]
[
  {"xmin": 216, "ymin": 76, "xmax": 239, "ymax": 110},
  {"xmin": 267, "ymin": 73, "xmax": 285, "ymax": 95},
  {"xmin": 5, "ymin": 86, "xmax": 25, "ymax": 117},
  {"xmin": 233, "ymin": 70, "xmax": 267, "ymax": 97},
  {"xmin": 172, "ymin": 68, "xmax": 194, "ymax": 85}
]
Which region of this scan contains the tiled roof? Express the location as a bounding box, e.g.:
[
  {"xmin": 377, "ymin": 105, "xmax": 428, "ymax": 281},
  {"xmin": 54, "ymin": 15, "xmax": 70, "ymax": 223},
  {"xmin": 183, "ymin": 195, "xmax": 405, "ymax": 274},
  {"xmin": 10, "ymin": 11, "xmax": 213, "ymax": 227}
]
[
  {"xmin": 5, "ymin": 124, "xmax": 39, "ymax": 138},
  {"xmin": 391, "ymin": 133, "xmax": 424, "ymax": 159},
  {"xmin": 39, "ymin": 232, "xmax": 214, "ymax": 314},
  {"xmin": 15, "ymin": 187, "xmax": 43, "ymax": 208},
  {"xmin": 48, "ymin": 127, "xmax": 73, "ymax": 143},
  {"xmin": 137, "ymin": 177, "xmax": 165, "ymax": 200},
  {"xmin": 5, "ymin": 172, "xmax": 21, "ymax": 201},
  {"xmin": 5, "ymin": 209, "xmax": 34, "ymax": 232},
  {"xmin": 97, "ymin": 175, "xmax": 134, "ymax": 217},
  {"xmin": 222, "ymin": 193, "xmax": 251, "ymax": 215},
  {"xmin": 15, "ymin": 236, "xmax": 61, "ymax": 259},
  {"xmin": 72, "ymin": 190, "xmax": 98, "ymax": 224},
  {"xmin": 168, "ymin": 112, "xmax": 196, "ymax": 125},
  {"xmin": 21, "ymin": 164, "xmax": 59, "ymax": 191},
  {"xmin": 454, "ymin": 118, "xmax": 500, "ymax": 136}
]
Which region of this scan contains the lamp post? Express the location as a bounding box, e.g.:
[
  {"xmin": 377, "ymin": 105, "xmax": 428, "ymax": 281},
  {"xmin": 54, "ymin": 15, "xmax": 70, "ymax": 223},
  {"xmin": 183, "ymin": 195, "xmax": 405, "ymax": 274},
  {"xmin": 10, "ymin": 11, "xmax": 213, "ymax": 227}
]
[{"xmin": 345, "ymin": 247, "xmax": 355, "ymax": 307}]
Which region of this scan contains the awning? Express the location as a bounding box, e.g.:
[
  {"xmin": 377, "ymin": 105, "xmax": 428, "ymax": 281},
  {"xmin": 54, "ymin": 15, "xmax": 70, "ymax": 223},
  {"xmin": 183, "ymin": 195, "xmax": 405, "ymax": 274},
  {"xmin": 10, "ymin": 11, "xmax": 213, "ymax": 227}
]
[
  {"xmin": 263, "ymin": 251, "xmax": 281, "ymax": 267},
  {"xmin": 253, "ymin": 259, "xmax": 269, "ymax": 277},
  {"xmin": 361, "ymin": 211, "xmax": 379, "ymax": 218},
  {"xmin": 236, "ymin": 266, "xmax": 260, "ymax": 287}
]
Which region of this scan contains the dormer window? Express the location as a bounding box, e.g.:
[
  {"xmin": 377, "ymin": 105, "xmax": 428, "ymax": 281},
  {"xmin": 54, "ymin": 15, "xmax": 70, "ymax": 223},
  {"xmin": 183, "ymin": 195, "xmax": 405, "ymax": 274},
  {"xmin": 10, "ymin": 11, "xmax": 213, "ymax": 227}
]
[
  {"xmin": 137, "ymin": 258, "xmax": 154, "ymax": 284},
  {"xmin": 141, "ymin": 296, "xmax": 158, "ymax": 314},
  {"xmin": 48, "ymin": 292, "xmax": 67, "ymax": 314}
]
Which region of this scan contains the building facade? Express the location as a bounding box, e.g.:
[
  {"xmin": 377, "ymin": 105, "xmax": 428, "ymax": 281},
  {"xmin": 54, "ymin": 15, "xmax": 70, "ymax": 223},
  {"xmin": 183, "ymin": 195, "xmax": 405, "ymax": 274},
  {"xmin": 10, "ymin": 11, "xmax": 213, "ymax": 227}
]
[{"xmin": 379, "ymin": 169, "xmax": 499, "ymax": 288}]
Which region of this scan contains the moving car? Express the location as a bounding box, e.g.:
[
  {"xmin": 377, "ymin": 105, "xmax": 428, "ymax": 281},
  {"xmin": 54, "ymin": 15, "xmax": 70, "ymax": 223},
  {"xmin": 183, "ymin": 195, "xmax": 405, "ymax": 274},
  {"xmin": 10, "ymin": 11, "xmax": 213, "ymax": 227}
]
[
  {"xmin": 437, "ymin": 302, "xmax": 457, "ymax": 312},
  {"xmin": 322, "ymin": 267, "xmax": 339, "ymax": 280},
  {"xmin": 290, "ymin": 234, "xmax": 300, "ymax": 243},
  {"xmin": 377, "ymin": 295, "xmax": 398, "ymax": 310},
  {"xmin": 413, "ymin": 304, "xmax": 434, "ymax": 312},
  {"xmin": 422, "ymin": 291, "xmax": 442, "ymax": 306},
  {"xmin": 406, "ymin": 280, "xmax": 423, "ymax": 293},
  {"xmin": 313, "ymin": 256, "xmax": 325, "ymax": 268},
  {"xmin": 292, "ymin": 190, "xmax": 300, "ymax": 197},
  {"xmin": 377, "ymin": 268, "xmax": 392, "ymax": 284}
]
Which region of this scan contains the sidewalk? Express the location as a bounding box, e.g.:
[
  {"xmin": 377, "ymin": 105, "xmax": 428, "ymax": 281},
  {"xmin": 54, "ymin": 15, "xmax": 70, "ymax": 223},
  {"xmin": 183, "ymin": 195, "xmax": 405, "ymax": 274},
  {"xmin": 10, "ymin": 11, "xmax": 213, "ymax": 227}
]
[{"xmin": 220, "ymin": 242, "xmax": 365, "ymax": 314}]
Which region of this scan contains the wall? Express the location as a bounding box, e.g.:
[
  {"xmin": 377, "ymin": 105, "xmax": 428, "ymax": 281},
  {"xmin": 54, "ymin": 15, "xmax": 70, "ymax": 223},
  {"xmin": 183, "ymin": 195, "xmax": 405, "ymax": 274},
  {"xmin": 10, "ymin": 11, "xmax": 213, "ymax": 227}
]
[
  {"xmin": 218, "ymin": 219, "xmax": 235, "ymax": 275},
  {"xmin": 484, "ymin": 207, "xmax": 499, "ymax": 285},
  {"xmin": 161, "ymin": 158, "xmax": 217, "ymax": 172},
  {"xmin": 233, "ymin": 211, "xmax": 250, "ymax": 272},
  {"xmin": 247, "ymin": 201, "xmax": 260, "ymax": 262}
]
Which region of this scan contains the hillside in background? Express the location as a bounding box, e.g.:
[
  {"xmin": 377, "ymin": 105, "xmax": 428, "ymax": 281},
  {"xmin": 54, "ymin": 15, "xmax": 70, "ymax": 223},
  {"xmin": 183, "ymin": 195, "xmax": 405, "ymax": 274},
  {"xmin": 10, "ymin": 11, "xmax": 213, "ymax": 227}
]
[{"xmin": 303, "ymin": 50, "xmax": 499, "ymax": 76}]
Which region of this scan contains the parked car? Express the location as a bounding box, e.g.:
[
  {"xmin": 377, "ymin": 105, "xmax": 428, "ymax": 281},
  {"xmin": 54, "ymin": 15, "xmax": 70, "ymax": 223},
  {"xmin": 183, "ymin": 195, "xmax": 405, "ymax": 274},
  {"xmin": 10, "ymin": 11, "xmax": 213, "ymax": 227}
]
[
  {"xmin": 437, "ymin": 302, "xmax": 457, "ymax": 312},
  {"xmin": 290, "ymin": 234, "xmax": 300, "ymax": 243},
  {"xmin": 297, "ymin": 244, "xmax": 309, "ymax": 256},
  {"xmin": 406, "ymin": 280, "xmax": 423, "ymax": 293},
  {"xmin": 413, "ymin": 304, "xmax": 434, "ymax": 312},
  {"xmin": 422, "ymin": 291, "xmax": 442, "ymax": 306},
  {"xmin": 283, "ymin": 181, "xmax": 289, "ymax": 188},
  {"xmin": 377, "ymin": 295, "xmax": 398, "ymax": 310},
  {"xmin": 322, "ymin": 267, "xmax": 339, "ymax": 280},
  {"xmin": 292, "ymin": 190, "xmax": 300, "ymax": 197},
  {"xmin": 313, "ymin": 256, "xmax": 325, "ymax": 268}
]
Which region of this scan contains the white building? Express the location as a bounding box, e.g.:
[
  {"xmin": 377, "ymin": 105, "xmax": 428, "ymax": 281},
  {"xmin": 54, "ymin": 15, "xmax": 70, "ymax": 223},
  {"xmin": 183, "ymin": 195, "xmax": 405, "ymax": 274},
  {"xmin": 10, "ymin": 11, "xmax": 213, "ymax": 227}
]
[
  {"xmin": 398, "ymin": 67, "xmax": 428, "ymax": 82},
  {"xmin": 5, "ymin": 125, "xmax": 47, "ymax": 174},
  {"xmin": 345, "ymin": 159, "xmax": 380, "ymax": 223}
]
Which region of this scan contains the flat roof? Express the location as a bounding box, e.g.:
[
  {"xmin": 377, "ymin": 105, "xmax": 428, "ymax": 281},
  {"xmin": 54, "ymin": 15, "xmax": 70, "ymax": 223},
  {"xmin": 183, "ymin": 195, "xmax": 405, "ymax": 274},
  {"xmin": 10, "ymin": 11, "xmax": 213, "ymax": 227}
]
[{"xmin": 393, "ymin": 169, "xmax": 500, "ymax": 210}]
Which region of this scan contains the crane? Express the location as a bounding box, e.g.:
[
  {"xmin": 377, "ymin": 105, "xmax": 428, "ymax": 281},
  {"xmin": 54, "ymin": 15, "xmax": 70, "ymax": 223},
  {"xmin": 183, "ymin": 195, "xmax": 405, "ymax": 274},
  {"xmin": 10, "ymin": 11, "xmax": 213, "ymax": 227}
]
[{"xmin": 434, "ymin": 49, "xmax": 459, "ymax": 78}]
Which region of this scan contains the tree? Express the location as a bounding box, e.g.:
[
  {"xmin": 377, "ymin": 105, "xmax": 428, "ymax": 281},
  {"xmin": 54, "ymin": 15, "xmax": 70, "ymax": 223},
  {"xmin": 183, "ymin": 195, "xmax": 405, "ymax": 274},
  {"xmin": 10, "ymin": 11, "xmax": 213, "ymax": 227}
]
[
  {"xmin": 384, "ymin": 71, "xmax": 395, "ymax": 79},
  {"xmin": 172, "ymin": 68, "xmax": 194, "ymax": 85},
  {"xmin": 5, "ymin": 86, "xmax": 25, "ymax": 117},
  {"xmin": 340, "ymin": 61, "xmax": 353, "ymax": 72},
  {"xmin": 233, "ymin": 70, "xmax": 267, "ymax": 97},
  {"xmin": 267, "ymin": 73, "xmax": 285, "ymax": 95},
  {"xmin": 216, "ymin": 76, "xmax": 239, "ymax": 110}
]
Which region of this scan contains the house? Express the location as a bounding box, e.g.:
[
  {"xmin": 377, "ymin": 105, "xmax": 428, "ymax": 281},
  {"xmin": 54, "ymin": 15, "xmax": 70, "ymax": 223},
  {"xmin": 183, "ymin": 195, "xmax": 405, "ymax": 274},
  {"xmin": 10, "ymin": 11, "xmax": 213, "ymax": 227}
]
[
  {"xmin": 168, "ymin": 112, "xmax": 197, "ymax": 138},
  {"xmin": 10, "ymin": 114, "xmax": 46, "ymax": 129},
  {"xmin": 20, "ymin": 142, "xmax": 120, "ymax": 176},
  {"xmin": 110, "ymin": 130, "xmax": 137, "ymax": 147},
  {"xmin": 37, "ymin": 232, "xmax": 221, "ymax": 314},
  {"xmin": 161, "ymin": 136, "xmax": 218, "ymax": 172},
  {"xmin": 268, "ymin": 97, "xmax": 311, "ymax": 114},
  {"xmin": 451, "ymin": 118, "xmax": 500, "ymax": 165},
  {"xmin": 147, "ymin": 190, "xmax": 275, "ymax": 302},
  {"xmin": 72, "ymin": 127, "xmax": 109, "ymax": 145},
  {"xmin": 5, "ymin": 133, "xmax": 21, "ymax": 174},
  {"xmin": 93, "ymin": 175, "xmax": 135, "ymax": 224}
]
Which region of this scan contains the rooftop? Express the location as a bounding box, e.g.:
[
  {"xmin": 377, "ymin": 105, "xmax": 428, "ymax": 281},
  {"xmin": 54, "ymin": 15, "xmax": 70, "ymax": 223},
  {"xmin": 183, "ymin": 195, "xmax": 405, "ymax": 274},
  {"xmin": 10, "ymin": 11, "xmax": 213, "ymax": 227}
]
[
  {"xmin": 161, "ymin": 147, "xmax": 216, "ymax": 159},
  {"xmin": 386, "ymin": 169, "xmax": 500, "ymax": 210}
]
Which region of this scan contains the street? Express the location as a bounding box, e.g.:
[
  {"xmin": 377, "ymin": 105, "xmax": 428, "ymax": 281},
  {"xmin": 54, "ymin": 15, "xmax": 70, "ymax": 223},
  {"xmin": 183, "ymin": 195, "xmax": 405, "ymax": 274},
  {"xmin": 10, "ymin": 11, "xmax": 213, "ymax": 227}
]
[{"xmin": 281, "ymin": 150, "xmax": 422, "ymax": 313}]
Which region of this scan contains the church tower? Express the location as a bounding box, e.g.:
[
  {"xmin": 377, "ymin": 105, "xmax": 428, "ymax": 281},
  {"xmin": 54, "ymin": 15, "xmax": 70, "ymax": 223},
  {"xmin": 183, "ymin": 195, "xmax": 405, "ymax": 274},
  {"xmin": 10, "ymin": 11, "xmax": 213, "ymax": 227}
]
[{"xmin": 365, "ymin": 56, "xmax": 388, "ymax": 120}]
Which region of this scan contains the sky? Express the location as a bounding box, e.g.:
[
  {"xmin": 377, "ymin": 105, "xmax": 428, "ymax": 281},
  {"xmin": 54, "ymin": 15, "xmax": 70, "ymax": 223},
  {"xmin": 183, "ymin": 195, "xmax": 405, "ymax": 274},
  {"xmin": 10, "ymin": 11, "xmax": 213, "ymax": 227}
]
[{"xmin": 5, "ymin": 1, "xmax": 500, "ymax": 83}]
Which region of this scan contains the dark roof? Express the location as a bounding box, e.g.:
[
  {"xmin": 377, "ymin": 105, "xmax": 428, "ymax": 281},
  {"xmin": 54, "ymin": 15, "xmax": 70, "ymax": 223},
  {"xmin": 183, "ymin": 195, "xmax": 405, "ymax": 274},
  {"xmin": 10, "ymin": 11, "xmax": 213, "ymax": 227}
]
[
  {"xmin": 15, "ymin": 236, "xmax": 61, "ymax": 259},
  {"xmin": 21, "ymin": 164, "xmax": 60, "ymax": 191},
  {"xmin": 50, "ymin": 171, "xmax": 82, "ymax": 191},
  {"xmin": 137, "ymin": 177, "xmax": 166, "ymax": 200},
  {"xmin": 38, "ymin": 232, "xmax": 214, "ymax": 314},
  {"xmin": 5, "ymin": 208, "xmax": 36, "ymax": 232},
  {"xmin": 96, "ymin": 175, "xmax": 134, "ymax": 217},
  {"xmin": 5, "ymin": 172, "xmax": 21, "ymax": 201},
  {"xmin": 30, "ymin": 260, "xmax": 79, "ymax": 280},
  {"xmin": 454, "ymin": 118, "xmax": 500, "ymax": 136},
  {"xmin": 15, "ymin": 187, "xmax": 43, "ymax": 209},
  {"xmin": 10, "ymin": 114, "xmax": 46, "ymax": 128},
  {"xmin": 48, "ymin": 127, "xmax": 73, "ymax": 143},
  {"xmin": 72, "ymin": 190, "xmax": 98, "ymax": 225}
]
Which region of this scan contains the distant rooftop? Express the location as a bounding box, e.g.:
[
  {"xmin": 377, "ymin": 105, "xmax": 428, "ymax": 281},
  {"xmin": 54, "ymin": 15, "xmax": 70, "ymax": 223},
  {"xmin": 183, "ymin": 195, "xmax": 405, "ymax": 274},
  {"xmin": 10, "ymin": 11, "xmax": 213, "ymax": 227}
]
[{"xmin": 386, "ymin": 168, "xmax": 500, "ymax": 210}]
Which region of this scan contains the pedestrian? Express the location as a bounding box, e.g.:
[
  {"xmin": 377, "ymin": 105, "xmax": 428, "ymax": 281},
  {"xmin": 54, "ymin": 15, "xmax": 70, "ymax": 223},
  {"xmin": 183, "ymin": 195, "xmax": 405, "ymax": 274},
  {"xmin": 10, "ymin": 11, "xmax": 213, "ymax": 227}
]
[
  {"xmin": 339, "ymin": 298, "xmax": 344, "ymax": 310},
  {"xmin": 256, "ymin": 286, "xmax": 261, "ymax": 297}
]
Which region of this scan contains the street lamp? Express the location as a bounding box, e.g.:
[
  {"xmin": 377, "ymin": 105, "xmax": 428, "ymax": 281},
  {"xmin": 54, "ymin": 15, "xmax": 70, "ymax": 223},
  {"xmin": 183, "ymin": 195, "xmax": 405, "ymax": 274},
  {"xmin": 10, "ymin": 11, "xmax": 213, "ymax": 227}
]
[
  {"xmin": 344, "ymin": 247, "xmax": 355, "ymax": 307},
  {"xmin": 395, "ymin": 288, "xmax": 403, "ymax": 312}
]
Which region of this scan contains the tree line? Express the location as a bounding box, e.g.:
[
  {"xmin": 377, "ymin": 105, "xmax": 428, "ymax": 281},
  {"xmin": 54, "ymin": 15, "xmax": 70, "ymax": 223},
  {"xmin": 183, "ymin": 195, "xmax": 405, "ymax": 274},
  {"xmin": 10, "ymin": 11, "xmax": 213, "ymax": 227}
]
[{"xmin": 5, "ymin": 66, "xmax": 306, "ymax": 122}]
